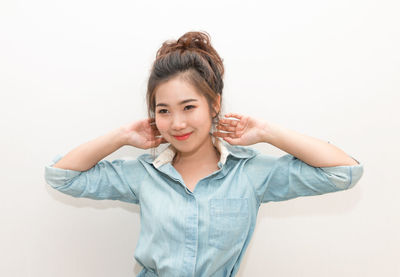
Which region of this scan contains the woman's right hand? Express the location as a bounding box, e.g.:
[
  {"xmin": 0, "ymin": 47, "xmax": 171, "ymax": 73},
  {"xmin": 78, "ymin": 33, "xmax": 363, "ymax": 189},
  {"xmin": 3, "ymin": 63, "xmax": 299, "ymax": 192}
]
[{"xmin": 121, "ymin": 118, "xmax": 168, "ymax": 149}]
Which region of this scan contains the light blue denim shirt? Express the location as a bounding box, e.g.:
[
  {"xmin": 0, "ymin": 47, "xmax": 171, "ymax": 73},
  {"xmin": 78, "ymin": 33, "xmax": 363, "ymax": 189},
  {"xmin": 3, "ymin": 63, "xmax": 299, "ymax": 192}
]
[{"xmin": 44, "ymin": 137, "xmax": 364, "ymax": 277}]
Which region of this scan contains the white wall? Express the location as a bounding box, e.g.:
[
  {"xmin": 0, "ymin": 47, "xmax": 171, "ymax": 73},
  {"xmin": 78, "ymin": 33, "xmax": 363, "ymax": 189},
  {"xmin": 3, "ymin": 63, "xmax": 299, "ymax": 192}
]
[{"xmin": 1, "ymin": 0, "xmax": 399, "ymax": 276}]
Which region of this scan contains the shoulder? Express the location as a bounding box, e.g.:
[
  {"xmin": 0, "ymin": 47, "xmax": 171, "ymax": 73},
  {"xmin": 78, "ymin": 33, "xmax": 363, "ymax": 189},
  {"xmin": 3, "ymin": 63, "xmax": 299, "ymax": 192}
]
[
  {"xmin": 222, "ymin": 141, "xmax": 260, "ymax": 160},
  {"xmin": 230, "ymin": 146, "xmax": 289, "ymax": 172},
  {"xmin": 113, "ymin": 154, "xmax": 156, "ymax": 172}
]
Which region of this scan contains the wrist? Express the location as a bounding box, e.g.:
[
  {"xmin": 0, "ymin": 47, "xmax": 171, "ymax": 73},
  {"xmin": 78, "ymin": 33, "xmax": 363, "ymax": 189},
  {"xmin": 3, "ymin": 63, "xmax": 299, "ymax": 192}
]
[
  {"xmin": 259, "ymin": 121, "xmax": 280, "ymax": 145},
  {"xmin": 112, "ymin": 126, "xmax": 128, "ymax": 148}
]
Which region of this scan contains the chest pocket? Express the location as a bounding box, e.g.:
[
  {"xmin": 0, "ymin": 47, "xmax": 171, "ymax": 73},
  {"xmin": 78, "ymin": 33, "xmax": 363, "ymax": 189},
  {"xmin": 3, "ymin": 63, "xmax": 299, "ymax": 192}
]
[{"xmin": 208, "ymin": 198, "xmax": 250, "ymax": 250}]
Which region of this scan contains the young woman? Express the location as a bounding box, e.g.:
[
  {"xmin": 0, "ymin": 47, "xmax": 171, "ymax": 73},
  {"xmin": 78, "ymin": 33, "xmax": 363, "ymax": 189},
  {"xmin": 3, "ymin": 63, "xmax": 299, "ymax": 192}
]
[{"xmin": 45, "ymin": 31, "xmax": 364, "ymax": 277}]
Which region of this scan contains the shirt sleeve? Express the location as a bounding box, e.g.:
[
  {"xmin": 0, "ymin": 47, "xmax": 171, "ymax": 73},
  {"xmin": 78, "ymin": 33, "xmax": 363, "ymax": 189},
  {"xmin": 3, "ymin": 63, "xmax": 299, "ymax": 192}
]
[
  {"xmin": 244, "ymin": 153, "xmax": 364, "ymax": 204},
  {"xmin": 44, "ymin": 154, "xmax": 144, "ymax": 204}
]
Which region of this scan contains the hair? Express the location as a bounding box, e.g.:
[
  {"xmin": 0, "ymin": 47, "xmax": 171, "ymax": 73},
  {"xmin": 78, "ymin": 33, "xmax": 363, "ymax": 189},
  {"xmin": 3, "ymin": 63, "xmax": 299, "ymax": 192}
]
[{"xmin": 146, "ymin": 31, "xmax": 225, "ymax": 158}]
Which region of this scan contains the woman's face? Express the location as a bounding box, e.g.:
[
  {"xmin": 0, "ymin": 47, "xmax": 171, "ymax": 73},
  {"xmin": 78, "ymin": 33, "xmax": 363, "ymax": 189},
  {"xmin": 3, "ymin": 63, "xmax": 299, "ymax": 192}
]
[{"xmin": 154, "ymin": 77, "xmax": 216, "ymax": 153}]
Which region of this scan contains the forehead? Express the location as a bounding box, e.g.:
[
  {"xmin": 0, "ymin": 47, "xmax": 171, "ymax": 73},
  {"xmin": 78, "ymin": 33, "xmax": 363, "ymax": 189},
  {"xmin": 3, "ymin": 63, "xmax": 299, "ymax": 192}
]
[{"xmin": 155, "ymin": 77, "xmax": 204, "ymax": 105}]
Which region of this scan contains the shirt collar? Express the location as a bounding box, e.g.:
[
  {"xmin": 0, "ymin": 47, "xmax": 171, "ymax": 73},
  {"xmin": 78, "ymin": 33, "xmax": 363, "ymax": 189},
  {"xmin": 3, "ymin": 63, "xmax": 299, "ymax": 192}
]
[{"xmin": 151, "ymin": 135, "xmax": 259, "ymax": 169}]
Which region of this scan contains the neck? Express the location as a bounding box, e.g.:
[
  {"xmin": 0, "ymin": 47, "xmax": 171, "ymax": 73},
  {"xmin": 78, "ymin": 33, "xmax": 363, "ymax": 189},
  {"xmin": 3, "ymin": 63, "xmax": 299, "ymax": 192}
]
[{"xmin": 173, "ymin": 134, "xmax": 220, "ymax": 166}]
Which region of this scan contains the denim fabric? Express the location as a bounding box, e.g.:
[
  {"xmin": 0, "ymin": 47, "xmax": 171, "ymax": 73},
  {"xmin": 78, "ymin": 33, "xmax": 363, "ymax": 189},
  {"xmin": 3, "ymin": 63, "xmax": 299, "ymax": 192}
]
[{"xmin": 44, "ymin": 137, "xmax": 363, "ymax": 277}]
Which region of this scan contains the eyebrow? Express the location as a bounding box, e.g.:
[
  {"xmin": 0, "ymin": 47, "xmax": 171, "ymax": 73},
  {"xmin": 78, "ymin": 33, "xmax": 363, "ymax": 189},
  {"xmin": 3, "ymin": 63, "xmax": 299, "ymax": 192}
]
[{"xmin": 156, "ymin": 99, "xmax": 198, "ymax": 107}]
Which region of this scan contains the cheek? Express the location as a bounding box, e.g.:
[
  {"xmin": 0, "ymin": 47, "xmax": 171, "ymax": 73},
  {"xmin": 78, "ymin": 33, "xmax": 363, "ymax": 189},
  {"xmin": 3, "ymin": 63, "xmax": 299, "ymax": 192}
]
[
  {"xmin": 193, "ymin": 110, "xmax": 213, "ymax": 126},
  {"xmin": 155, "ymin": 117, "xmax": 168, "ymax": 133}
]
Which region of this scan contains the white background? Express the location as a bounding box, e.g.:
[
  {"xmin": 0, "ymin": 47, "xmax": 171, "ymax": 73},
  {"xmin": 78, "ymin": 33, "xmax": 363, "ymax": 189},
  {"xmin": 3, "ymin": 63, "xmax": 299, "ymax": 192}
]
[{"xmin": 1, "ymin": 0, "xmax": 399, "ymax": 276}]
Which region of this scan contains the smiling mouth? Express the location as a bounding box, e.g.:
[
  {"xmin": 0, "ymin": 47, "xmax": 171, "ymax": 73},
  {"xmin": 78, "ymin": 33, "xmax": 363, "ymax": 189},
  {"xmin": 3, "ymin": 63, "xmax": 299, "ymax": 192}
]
[{"xmin": 173, "ymin": 132, "xmax": 192, "ymax": 140}]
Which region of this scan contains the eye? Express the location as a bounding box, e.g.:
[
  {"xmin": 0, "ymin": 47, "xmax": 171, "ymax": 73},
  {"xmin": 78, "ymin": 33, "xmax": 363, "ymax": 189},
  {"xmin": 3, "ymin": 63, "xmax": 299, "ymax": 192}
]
[
  {"xmin": 157, "ymin": 105, "xmax": 195, "ymax": 114},
  {"xmin": 184, "ymin": 105, "xmax": 196, "ymax": 110}
]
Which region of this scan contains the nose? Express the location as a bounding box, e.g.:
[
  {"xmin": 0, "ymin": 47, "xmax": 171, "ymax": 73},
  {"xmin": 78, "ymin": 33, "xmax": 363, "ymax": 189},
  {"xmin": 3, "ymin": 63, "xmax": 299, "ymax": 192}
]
[{"xmin": 171, "ymin": 114, "xmax": 187, "ymax": 130}]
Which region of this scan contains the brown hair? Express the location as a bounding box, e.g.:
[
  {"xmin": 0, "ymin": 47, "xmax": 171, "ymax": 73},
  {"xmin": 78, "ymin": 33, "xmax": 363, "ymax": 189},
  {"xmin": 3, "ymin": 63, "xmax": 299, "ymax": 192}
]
[{"xmin": 146, "ymin": 31, "xmax": 225, "ymax": 157}]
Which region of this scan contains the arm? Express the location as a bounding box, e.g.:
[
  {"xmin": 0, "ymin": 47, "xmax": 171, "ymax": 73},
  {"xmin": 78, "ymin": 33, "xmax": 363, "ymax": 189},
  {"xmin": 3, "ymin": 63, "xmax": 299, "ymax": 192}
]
[
  {"xmin": 52, "ymin": 127, "xmax": 126, "ymax": 171},
  {"xmin": 45, "ymin": 126, "xmax": 141, "ymax": 203},
  {"xmin": 260, "ymin": 122, "xmax": 359, "ymax": 167},
  {"xmin": 215, "ymin": 113, "xmax": 363, "ymax": 203},
  {"xmin": 252, "ymin": 121, "xmax": 363, "ymax": 203},
  {"xmin": 45, "ymin": 118, "xmax": 166, "ymax": 203},
  {"xmin": 216, "ymin": 113, "xmax": 358, "ymax": 167},
  {"xmin": 52, "ymin": 117, "xmax": 166, "ymax": 171}
]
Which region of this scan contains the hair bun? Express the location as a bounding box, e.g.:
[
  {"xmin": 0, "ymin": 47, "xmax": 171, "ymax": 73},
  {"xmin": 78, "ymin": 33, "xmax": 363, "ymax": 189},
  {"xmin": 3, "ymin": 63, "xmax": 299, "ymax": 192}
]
[
  {"xmin": 176, "ymin": 31, "xmax": 211, "ymax": 51},
  {"xmin": 152, "ymin": 30, "xmax": 224, "ymax": 96},
  {"xmin": 157, "ymin": 31, "xmax": 213, "ymax": 57}
]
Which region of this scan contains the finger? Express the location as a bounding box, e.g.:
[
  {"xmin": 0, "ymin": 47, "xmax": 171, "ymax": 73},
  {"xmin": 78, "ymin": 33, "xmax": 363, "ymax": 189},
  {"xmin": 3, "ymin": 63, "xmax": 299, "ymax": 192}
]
[
  {"xmin": 216, "ymin": 123, "xmax": 236, "ymax": 132},
  {"xmin": 219, "ymin": 118, "xmax": 239, "ymax": 127},
  {"xmin": 224, "ymin": 113, "xmax": 243, "ymax": 120},
  {"xmin": 236, "ymin": 116, "xmax": 249, "ymax": 130},
  {"xmin": 153, "ymin": 134, "xmax": 167, "ymax": 141},
  {"xmin": 212, "ymin": 131, "xmax": 231, "ymax": 138},
  {"xmin": 213, "ymin": 130, "xmax": 242, "ymax": 139},
  {"xmin": 219, "ymin": 117, "xmax": 247, "ymax": 133},
  {"xmin": 231, "ymin": 132, "xmax": 242, "ymax": 138},
  {"xmin": 222, "ymin": 136, "xmax": 240, "ymax": 145}
]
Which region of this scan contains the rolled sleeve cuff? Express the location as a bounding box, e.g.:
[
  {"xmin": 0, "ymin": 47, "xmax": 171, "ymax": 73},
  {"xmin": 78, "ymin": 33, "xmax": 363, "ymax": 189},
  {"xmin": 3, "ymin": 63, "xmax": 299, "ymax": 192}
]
[
  {"xmin": 320, "ymin": 156, "xmax": 364, "ymax": 190},
  {"xmin": 44, "ymin": 154, "xmax": 82, "ymax": 188}
]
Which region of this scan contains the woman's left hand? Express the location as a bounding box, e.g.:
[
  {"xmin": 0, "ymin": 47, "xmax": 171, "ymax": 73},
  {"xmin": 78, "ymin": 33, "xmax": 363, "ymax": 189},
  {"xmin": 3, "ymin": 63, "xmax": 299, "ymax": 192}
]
[{"xmin": 212, "ymin": 113, "xmax": 270, "ymax": 146}]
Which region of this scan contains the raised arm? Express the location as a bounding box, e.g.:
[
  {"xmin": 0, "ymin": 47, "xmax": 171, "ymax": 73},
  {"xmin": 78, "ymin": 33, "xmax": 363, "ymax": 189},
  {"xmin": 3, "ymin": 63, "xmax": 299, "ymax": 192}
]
[
  {"xmin": 215, "ymin": 113, "xmax": 358, "ymax": 167},
  {"xmin": 52, "ymin": 127, "xmax": 126, "ymax": 171},
  {"xmin": 260, "ymin": 122, "xmax": 359, "ymax": 167},
  {"xmin": 45, "ymin": 118, "xmax": 167, "ymax": 203},
  {"xmin": 52, "ymin": 118, "xmax": 167, "ymax": 171},
  {"xmin": 214, "ymin": 113, "xmax": 363, "ymax": 204}
]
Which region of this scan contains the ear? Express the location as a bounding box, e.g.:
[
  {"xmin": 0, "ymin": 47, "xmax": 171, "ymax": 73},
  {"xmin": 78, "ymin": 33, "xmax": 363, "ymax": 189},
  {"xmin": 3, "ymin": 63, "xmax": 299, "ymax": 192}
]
[{"xmin": 212, "ymin": 94, "xmax": 221, "ymax": 117}]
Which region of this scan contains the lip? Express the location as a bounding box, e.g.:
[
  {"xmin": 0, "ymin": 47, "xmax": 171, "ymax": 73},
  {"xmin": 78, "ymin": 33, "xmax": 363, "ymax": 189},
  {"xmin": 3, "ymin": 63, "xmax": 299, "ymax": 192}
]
[{"xmin": 173, "ymin": 132, "xmax": 193, "ymax": 140}]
